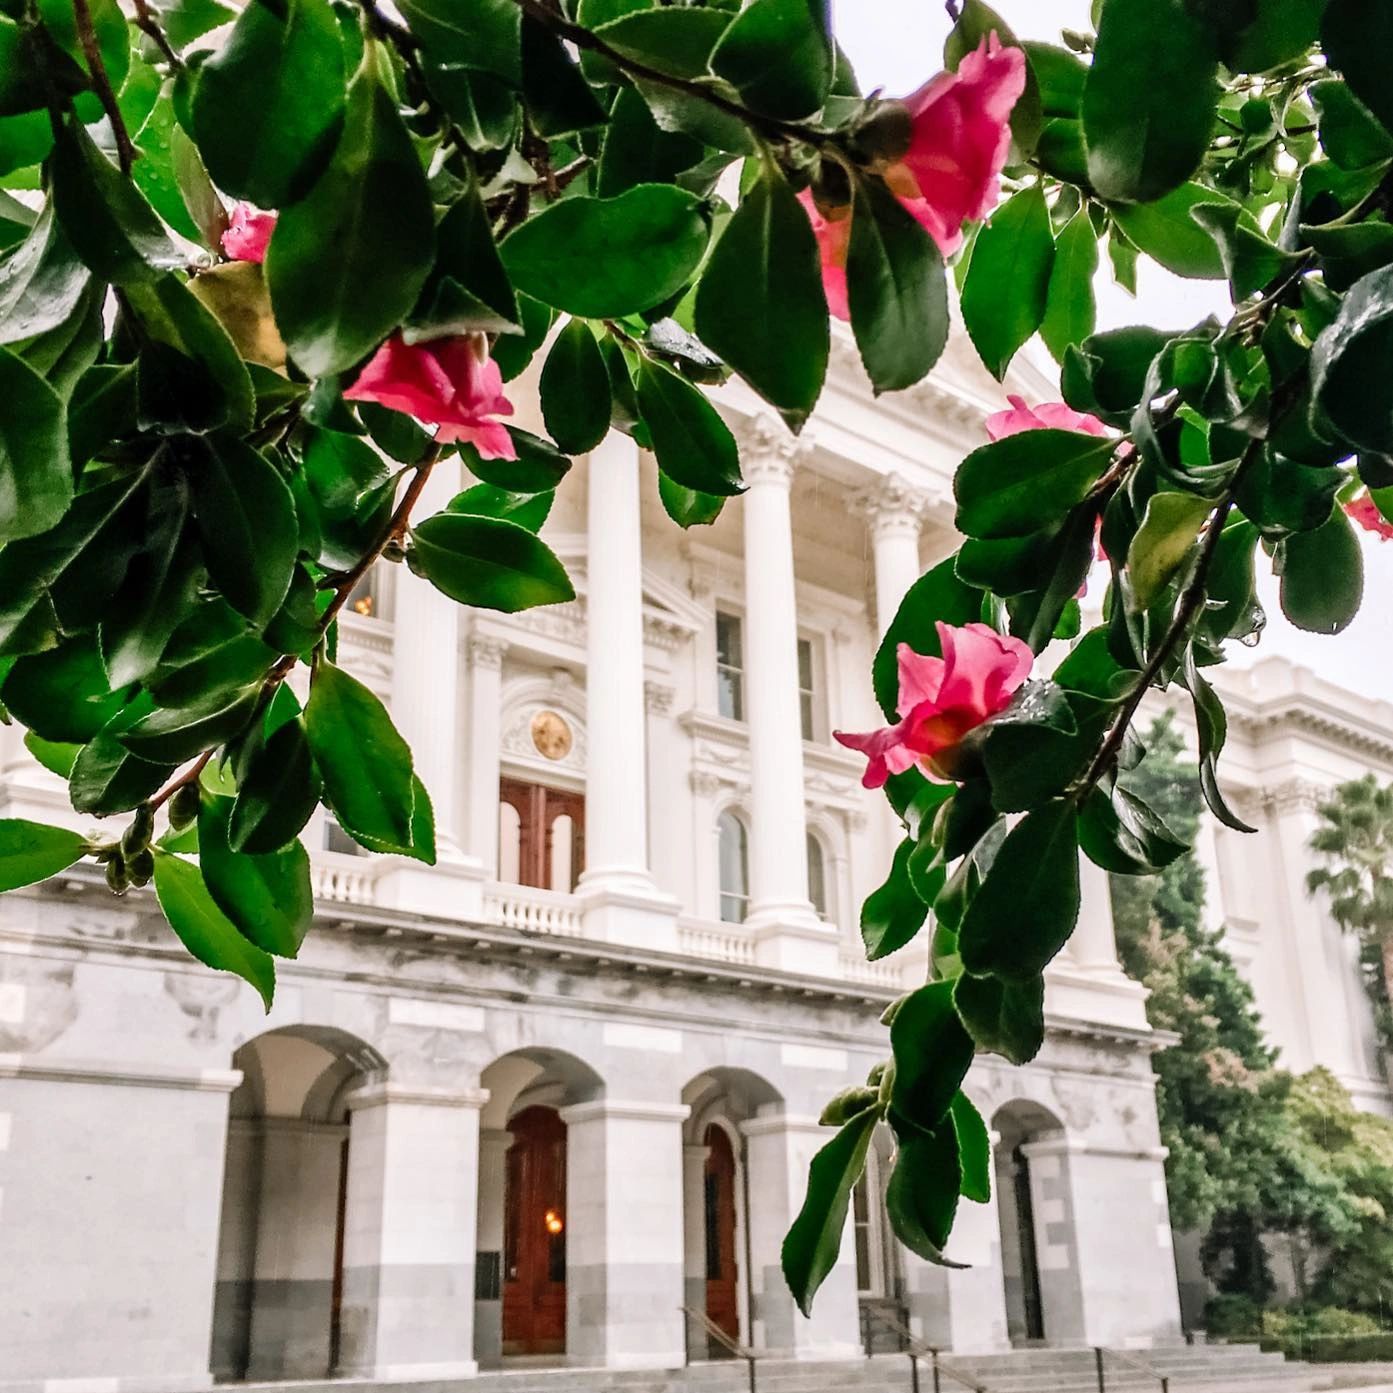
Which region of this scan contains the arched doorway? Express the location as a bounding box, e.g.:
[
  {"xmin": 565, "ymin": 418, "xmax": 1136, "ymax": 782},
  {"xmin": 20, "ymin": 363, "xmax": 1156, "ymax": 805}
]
[
  {"xmin": 993, "ymin": 1101, "xmax": 1066, "ymax": 1347},
  {"xmin": 703, "ymin": 1125, "xmax": 740, "ymax": 1344},
  {"xmin": 502, "ymin": 1106, "xmax": 568, "ymax": 1354},
  {"xmin": 210, "ymin": 1027, "xmax": 383, "ymax": 1382}
]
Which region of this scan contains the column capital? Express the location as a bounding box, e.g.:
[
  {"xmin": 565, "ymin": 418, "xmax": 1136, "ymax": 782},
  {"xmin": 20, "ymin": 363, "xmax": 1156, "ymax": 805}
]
[
  {"xmin": 738, "ymin": 413, "xmax": 813, "ymax": 488},
  {"xmin": 468, "ymin": 633, "xmax": 507, "ymax": 669},
  {"xmin": 855, "ymin": 473, "xmax": 936, "ymax": 540}
]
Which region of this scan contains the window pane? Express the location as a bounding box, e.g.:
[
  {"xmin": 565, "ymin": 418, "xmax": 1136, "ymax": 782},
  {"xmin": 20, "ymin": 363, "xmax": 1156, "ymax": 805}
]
[
  {"xmin": 323, "ymin": 820, "xmax": 363, "ymax": 857},
  {"xmin": 797, "ymin": 637, "xmax": 816, "ymax": 741},
  {"xmin": 716, "ymin": 611, "xmax": 743, "ymax": 667},
  {"xmin": 797, "ymin": 636, "xmax": 813, "ymax": 689},
  {"xmin": 718, "ymin": 811, "xmax": 749, "ymax": 924},
  {"xmin": 807, "ymin": 833, "xmax": 827, "ymax": 918},
  {"xmin": 718, "ymin": 667, "xmax": 743, "ymax": 722},
  {"xmin": 800, "ymin": 690, "xmax": 814, "ymax": 743}
]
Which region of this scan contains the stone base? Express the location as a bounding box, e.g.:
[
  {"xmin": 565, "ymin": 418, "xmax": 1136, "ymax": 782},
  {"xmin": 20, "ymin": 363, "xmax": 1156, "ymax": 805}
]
[{"xmin": 576, "ymin": 874, "xmax": 681, "ymax": 951}]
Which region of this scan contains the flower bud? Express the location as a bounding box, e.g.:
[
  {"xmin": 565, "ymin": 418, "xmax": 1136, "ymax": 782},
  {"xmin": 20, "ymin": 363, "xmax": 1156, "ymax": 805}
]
[
  {"xmin": 105, "ymin": 854, "xmax": 130, "ymax": 896},
  {"xmin": 169, "ymin": 783, "xmax": 200, "ymax": 831},
  {"xmin": 121, "ymin": 804, "xmax": 154, "ymax": 857},
  {"xmin": 850, "ymin": 99, "xmax": 915, "ymax": 168},
  {"xmin": 128, "ymin": 849, "xmax": 155, "ymax": 888}
]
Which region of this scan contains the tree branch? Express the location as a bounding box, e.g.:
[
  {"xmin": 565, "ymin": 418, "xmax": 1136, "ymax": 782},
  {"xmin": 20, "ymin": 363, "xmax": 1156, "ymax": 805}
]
[
  {"xmin": 131, "ymin": 0, "xmax": 183, "ymax": 69},
  {"xmin": 71, "ymin": 0, "xmax": 134, "ymax": 173}
]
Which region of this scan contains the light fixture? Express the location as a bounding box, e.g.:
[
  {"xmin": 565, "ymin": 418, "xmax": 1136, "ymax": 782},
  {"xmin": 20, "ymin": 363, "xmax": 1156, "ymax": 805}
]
[{"xmin": 544, "ymin": 1208, "xmax": 564, "ymax": 1235}]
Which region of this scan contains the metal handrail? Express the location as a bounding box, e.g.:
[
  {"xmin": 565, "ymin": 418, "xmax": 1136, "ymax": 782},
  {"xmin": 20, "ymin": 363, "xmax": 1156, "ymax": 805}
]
[
  {"xmin": 1094, "ymin": 1345, "xmax": 1170, "ymax": 1393},
  {"xmin": 680, "ymin": 1305, "xmax": 760, "ymax": 1393},
  {"xmin": 861, "ymin": 1304, "xmax": 991, "ymax": 1393}
]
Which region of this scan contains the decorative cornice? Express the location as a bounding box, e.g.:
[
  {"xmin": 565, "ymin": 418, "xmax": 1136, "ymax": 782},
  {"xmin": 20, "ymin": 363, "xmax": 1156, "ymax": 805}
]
[
  {"xmin": 853, "ymin": 472, "xmax": 935, "ymax": 540},
  {"xmin": 468, "ymin": 635, "xmax": 507, "ymax": 669},
  {"xmin": 737, "ymin": 413, "xmax": 813, "ymax": 487},
  {"xmin": 644, "ymin": 681, "xmax": 676, "ymax": 716},
  {"xmin": 1262, "ymin": 776, "xmax": 1327, "ymax": 815},
  {"xmin": 1229, "ymin": 700, "xmax": 1393, "ymax": 768}
]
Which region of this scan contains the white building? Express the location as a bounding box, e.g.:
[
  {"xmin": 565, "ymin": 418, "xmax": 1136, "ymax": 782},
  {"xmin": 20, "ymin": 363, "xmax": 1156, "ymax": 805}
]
[{"xmin": 0, "ymin": 332, "xmax": 1386, "ymax": 1391}]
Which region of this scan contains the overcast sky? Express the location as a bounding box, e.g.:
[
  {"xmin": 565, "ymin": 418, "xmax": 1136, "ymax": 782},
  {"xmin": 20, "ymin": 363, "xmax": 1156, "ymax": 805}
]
[{"xmin": 837, "ymin": 0, "xmax": 1393, "ymax": 703}]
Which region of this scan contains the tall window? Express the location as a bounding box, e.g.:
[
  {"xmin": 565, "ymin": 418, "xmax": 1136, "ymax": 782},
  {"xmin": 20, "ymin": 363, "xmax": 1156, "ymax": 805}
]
[
  {"xmin": 716, "ymin": 611, "xmax": 744, "ymax": 721},
  {"xmin": 322, "ymin": 818, "xmax": 363, "ymax": 857},
  {"xmin": 718, "ymin": 810, "xmax": 749, "ymax": 924},
  {"xmin": 806, "ymin": 831, "xmax": 828, "ymax": 920},
  {"xmin": 797, "ymin": 636, "xmax": 817, "ymax": 742}
]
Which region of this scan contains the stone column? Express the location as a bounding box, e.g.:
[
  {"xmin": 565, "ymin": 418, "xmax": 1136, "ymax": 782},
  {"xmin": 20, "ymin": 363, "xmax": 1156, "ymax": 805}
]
[
  {"xmin": 682, "ymin": 1140, "xmax": 710, "ymax": 1359},
  {"xmin": 559, "ymin": 1099, "xmax": 690, "ymax": 1368},
  {"xmin": 645, "ymin": 680, "xmax": 678, "ymax": 904},
  {"xmin": 472, "ymin": 1126, "xmax": 512, "ymax": 1369},
  {"xmin": 855, "ymin": 474, "xmax": 929, "ymax": 636},
  {"xmin": 576, "ymin": 436, "xmax": 679, "ymax": 949},
  {"xmin": 338, "ymin": 1084, "xmax": 484, "ymax": 1379},
  {"xmin": 739, "ymin": 419, "xmax": 835, "ymax": 974},
  {"xmin": 740, "ymin": 1113, "xmax": 860, "ymax": 1359},
  {"xmin": 464, "ymin": 634, "xmax": 506, "ymax": 880}
]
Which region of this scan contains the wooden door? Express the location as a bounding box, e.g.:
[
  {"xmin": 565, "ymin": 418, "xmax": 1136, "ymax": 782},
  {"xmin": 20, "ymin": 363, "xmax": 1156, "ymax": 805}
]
[
  {"xmin": 499, "ymin": 779, "xmax": 586, "ymax": 891},
  {"xmin": 328, "ymin": 1137, "xmax": 349, "ymax": 1373},
  {"xmin": 703, "ymin": 1125, "xmax": 740, "ymax": 1347},
  {"xmin": 502, "ymin": 1106, "xmax": 567, "ymax": 1354}
]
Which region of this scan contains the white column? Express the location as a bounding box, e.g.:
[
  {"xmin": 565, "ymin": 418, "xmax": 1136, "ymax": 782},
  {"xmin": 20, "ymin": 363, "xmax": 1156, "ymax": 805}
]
[
  {"xmin": 576, "ymin": 436, "xmax": 678, "ymax": 948},
  {"xmin": 644, "ymin": 680, "xmax": 677, "ymax": 902},
  {"xmin": 559, "ymin": 1099, "xmax": 690, "ymax": 1368},
  {"xmin": 682, "ymin": 1141, "xmax": 710, "ymax": 1358},
  {"xmin": 856, "ymin": 474, "xmax": 929, "ymax": 636},
  {"xmin": 338, "ymin": 1084, "xmax": 484, "ymax": 1379},
  {"xmin": 464, "ymin": 634, "xmax": 506, "ymax": 879},
  {"xmin": 740, "ymin": 1113, "xmax": 860, "ymax": 1359},
  {"xmin": 739, "ymin": 419, "xmax": 834, "ymax": 973},
  {"xmin": 472, "ymin": 1126, "xmax": 511, "ymax": 1369}
]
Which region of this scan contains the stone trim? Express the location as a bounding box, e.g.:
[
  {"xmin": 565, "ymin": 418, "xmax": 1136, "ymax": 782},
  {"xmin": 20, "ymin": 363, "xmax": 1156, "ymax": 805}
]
[
  {"xmin": 0, "ymin": 1053, "xmax": 242, "ymax": 1093},
  {"xmin": 346, "ymin": 1082, "xmax": 488, "ymax": 1111},
  {"xmin": 739, "ymin": 1113, "xmax": 825, "ymax": 1139},
  {"xmin": 228, "ymin": 1116, "xmax": 349, "ymax": 1140},
  {"xmin": 558, "ymin": 1099, "xmax": 691, "ymax": 1125}
]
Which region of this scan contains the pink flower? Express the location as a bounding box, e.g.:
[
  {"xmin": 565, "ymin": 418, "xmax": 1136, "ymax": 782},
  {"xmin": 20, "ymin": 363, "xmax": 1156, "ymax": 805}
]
[
  {"xmin": 1345, "ymin": 493, "xmax": 1393, "ymax": 541},
  {"xmin": 834, "ymin": 622, "xmax": 1033, "ymax": 788},
  {"xmin": 799, "ymin": 190, "xmax": 852, "ymax": 321},
  {"xmin": 221, "ymin": 203, "xmax": 277, "ymax": 264},
  {"xmin": 985, "ymin": 395, "xmax": 1110, "ymax": 442},
  {"xmin": 886, "ymin": 34, "xmax": 1027, "ymax": 257},
  {"xmin": 343, "ymin": 332, "xmax": 517, "ymax": 460}
]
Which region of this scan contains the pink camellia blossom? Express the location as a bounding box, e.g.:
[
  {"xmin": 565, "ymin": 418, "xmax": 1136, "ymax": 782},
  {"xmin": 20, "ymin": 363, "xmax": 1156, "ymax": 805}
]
[
  {"xmin": 798, "ymin": 190, "xmax": 852, "ymax": 321},
  {"xmin": 834, "ymin": 622, "xmax": 1033, "ymax": 789},
  {"xmin": 221, "ymin": 203, "xmax": 277, "ymax": 264},
  {"xmin": 1345, "ymin": 492, "xmax": 1393, "ymax": 541},
  {"xmin": 885, "ymin": 34, "xmax": 1027, "ymax": 257},
  {"xmin": 343, "ymin": 332, "xmax": 517, "ymax": 460},
  {"xmin": 985, "ymin": 394, "xmax": 1110, "ymax": 442}
]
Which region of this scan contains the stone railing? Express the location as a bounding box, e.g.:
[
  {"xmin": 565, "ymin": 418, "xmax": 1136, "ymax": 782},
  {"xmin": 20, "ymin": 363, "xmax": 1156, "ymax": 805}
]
[
  {"xmin": 311, "ymin": 855, "xmax": 380, "ymax": 906},
  {"xmin": 676, "ymin": 917, "xmax": 757, "ymax": 965},
  {"xmin": 837, "ymin": 953, "xmax": 907, "ymax": 989},
  {"xmin": 482, "ymin": 883, "xmax": 585, "ymax": 938}
]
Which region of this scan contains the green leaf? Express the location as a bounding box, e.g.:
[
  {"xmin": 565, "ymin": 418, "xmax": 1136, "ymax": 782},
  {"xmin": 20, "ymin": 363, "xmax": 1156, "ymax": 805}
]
[
  {"xmin": 199, "ymin": 792, "xmax": 312, "ymax": 957},
  {"xmin": 781, "ymin": 1106, "xmax": 879, "ymax": 1317},
  {"xmin": 950, "ymin": 1092, "xmax": 992, "ymax": 1204},
  {"xmin": 862, "ymin": 838, "xmax": 929, "ymax": 961},
  {"xmin": 635, "ymin": 358, "xmax": 743, "ymax": 496},
  {"xmin": 153, "ymin": 850, "xmax": 276, "ymax": 1008},
  {"xmin": 1181, "ymin": 648, "xmax": 1254, "ymax": 835},
  {"xmin": 121, "ymin": 683, "xmax": 262, "ymax": 764},
  {"xmin": 958, "ymin": 801, "xmax": 1080, "ymax": 979},
  {"xmin": 1063, "ymin": 324, "xmax": 1173, "ymax": 422},
  {"xmin": 230, "ymin": 715, "xmax": 322, "ymax": 854},
  {"xmin": 593, "ymin": 7, "xmax": 733, "ymax": 80},
  {"xmin": 886, "ymin": 1123, "xmax": 961, "ymax": 1259},
  {"xmin": 69, "ymin": 704, "xmax": 175, "ymax": 815},
  {"xmin": 710, "ymin": 0, "xmax": 831, "ymax": 120},
  {"xmin": 889, "ymin": 979, "xmax": 977, "ymax": 1131},
  {"xmin": 345, "ymin": 770, "xmax": 436, "ymax": 864},
  {"xmin": 846, "ymin": 174, "xmax": 949, "ymax": 394},
  {"xmin": 1322, "ymin": 0, "xmax": 1393, "ymax": 144},
  {"xmin": 1083, "ymin": 0, "xmax": 1219, "ymax": 203},
  {"xmin": 184, "ymin": 435, "xmax": 298, "ymax": 627},
  {"xmin": 596, "ymin": 86, "xmax": 704, "ymax": 199},
  {"xmin": 410, "ymin": 511, "xmax": 574, "ymax": 613},
  {"xmin": 657, "ymin": 472, "xmax": 725, "ymax": 528},
  {"xmin": 1110, "ymin": 184, "xmax": 1240, "ymax": 281},
  {"xmin": 953, "ymin": 970, "xmax": 1045, "ymax": 1064},
  {"xmin": 1224, "ymin": 0, "xmax": 1326, "ymax": 71},
  {"xmin": 459, "ymin": 426, "xmax": 570, "ymax": 493},
  {"xmin": 1079, "ymin": 783, "xmax": 1189, "ymax": 876},
  {"xmin": 520, "ymin": 16, "xmax": 607, "ymax": 138},
  {"xmin": 265, "ymin": 41, "xmax": 435, "ymax": 377},
  {"xmin": 1041, "ymin": 212, "xmax": 1098, "ymax": 364},
  {"xmin": 398, "ymin": 0, "xmax": 520, "ymax": 81},
  {"xmin": 38, "ymin": 0, "xmax": 130, "ymax": 124},
  {"xmin": 3, "ymin": 635, "xmax": 127, "ymax": 743},
  {"xmin": 872, "ymin": 557, "xmax": 983, "ymax": 721},
  {"xmin": 1279, "ymin": 506, "xmax": 1363, "ymax": 636},
  {"xmin": 1127, "ymin": 490, "xmax": 1212, "ymax": 609},
  {"xmin": 955, "ymin": 430, "xmax": 1115, "ymax": 541},
  {"xmin": 1023, "ymin": 41, "xmax": 1087, "ymax": 118},
  {"xmin": 502, "ymin": 186, "xmax": 710, "ymax": 319},
  {"xmin": 0, "ymin": 201, "xmax": 92, "ymax": 347},
  {"xmin": 694, "ymin": 163, "xmax": 829, "ymax": 429},
  {"xmin": 122, "ymin": 272, "xmax": 256, "ymax": 436},
  {"xmin": 420, "ymin": 61, "xmax": 518, "ymax": 152},
  {"xmin": 492, "ymin": 293, "xmax": 554, "ymax": 383},
  {"xmin": 1190, "ymin": 204, "xmax": 1303, "ymax": 301},
  {"xmin": 540, "ymin": 319, "xmax": 611, "ymax": 455},
  {"xmin": 0, "ymin": 343, "xmax": 71, "ymax": 544},
  {"xmin": 1310, "ymin": 79, "xmax": 1393, "ymax": 171},
  {"xmin": 304, "ymin": 661, "xmax": 416, "ymax": 853},
  {"xmin": 960, "ymin": 185, "xmax": 1055, "ymax": 380},
  {"xmin": 0, "ymin": 818, "xmax": 86, "ymax": 890},
  {"xmin": 50, "ymin": 116, "xmax": 179, "ymax": 286},
  {"xmin": 448, "ymin": 483, "xmax": 553, "ymax": 533},
  {"xmin": 945, "ymin": 0, "xmax": 1041, "ymax": 157},
  {"xmin": 1310, "ymin": 264, "xmax": 1393, "ymax": 455},
  {"xmin": 23, "ymin": 731, "xmax": 79, "ymax": 778}
]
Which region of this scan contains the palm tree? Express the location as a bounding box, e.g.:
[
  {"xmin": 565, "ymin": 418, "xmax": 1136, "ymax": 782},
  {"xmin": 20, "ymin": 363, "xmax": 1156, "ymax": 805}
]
[{"xmin": 1306, "ymin": 775, "xmax": 1393, "ymax": 1052}]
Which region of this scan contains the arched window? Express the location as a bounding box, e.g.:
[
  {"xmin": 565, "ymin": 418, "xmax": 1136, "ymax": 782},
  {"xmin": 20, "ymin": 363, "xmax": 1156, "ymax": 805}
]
[
  {"xmin": 717, "ymin": 810, "xmax": 749, "ymax": 924},
  {"xmin": 806, "ymin": 831, "xmax": 828, "ymax": 919}
]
